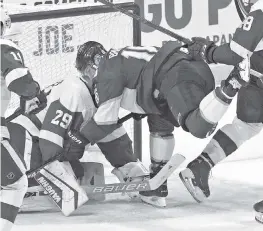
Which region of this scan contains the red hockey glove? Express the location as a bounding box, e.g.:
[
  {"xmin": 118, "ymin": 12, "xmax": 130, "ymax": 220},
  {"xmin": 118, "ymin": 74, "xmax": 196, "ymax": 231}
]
[{"xmin": 20, "ymin": 82, "xmax": 48, "ymax": 114}]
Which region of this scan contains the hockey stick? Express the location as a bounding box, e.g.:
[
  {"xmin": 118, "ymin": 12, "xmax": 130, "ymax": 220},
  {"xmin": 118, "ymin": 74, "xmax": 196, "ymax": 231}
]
[
  {"xmin": 96, "ymin": 0, "xmax": 192, "ymax": 45},
  {"xmin": 117, "ymin": 112, "xmax": 146, "ymax": 124},
  {"xmin": 26, "ymin": 111, "xmax": 144, "ymax": 179},
  {"xmin": 28, "ymin": 153, "xmax": 185, "ymax": 197},
  {"xmin": 83, "ymin": 153, "xmax": 185, "ymax": 194}
]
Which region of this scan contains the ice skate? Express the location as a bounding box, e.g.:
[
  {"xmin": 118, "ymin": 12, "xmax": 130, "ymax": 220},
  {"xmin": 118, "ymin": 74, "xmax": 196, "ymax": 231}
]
[
  {"xmin": 139, "ymin": 184, "xmax": 167, "ymax": 208},
  {"xmin": 254, "ymin": 200, "xmax": 263, "ymax": 224},
  {"xmin": 179, "ymin": 155, "xmax": 212, "ymax": 203},
  {"xmin": 139, "ymin": 161, "xmax": 168, "ymax": 208}
]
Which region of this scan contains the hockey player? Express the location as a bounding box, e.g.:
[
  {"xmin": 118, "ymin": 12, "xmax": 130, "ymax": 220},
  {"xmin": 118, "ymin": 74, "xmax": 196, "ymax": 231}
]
[
  {"xmin": 0, "ymin": 8, "xmax": 47, "ymax": 231},
  {"xmin": 61, "ymin": 38, "xmax": 251, "ymax": 207},
  {"xmin": 38, "ymin": 42, "xmax": 148, "ymax": 199},
  {"xmin": 179, "ymin": 0, "xmax": 263, "ymax": 221}
]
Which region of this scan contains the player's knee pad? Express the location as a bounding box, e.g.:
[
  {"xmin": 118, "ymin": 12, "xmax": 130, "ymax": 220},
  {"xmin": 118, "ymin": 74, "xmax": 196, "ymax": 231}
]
[
  {"xmin": 150, "ymin": 133, "xmax": 175, "ymax": 162},
  {"xmin": 1, "ymin": 174, "xmax": 28, "ymax": 207},
  {"xmin": 221, "ymin": 117, "xmax": 263, "ymax": 148},
  {"xmin": 1, "ymin": 140, "xmax": 27, "ymax": 186},
  {"xmin": 6, "ymin": 174, "xmax": 28, "ymax": 192}
]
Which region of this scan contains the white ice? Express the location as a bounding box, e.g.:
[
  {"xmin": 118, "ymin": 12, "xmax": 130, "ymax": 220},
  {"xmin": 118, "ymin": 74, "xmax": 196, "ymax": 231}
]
[{"xmin": 14, "ymin": 65, "xmax": 263, "ymax": 231}]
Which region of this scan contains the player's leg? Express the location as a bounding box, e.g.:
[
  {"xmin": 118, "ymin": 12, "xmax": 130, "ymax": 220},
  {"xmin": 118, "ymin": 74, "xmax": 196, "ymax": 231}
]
[
  {"xmin": 7, "ymin": 121, "xmax": 42, "ymax": 189},
  {"xmin": 180, "ymin": 83, "xmax": 263, "ymax": 202},
  {"xmin": 164, "ymin": 60, "xmax": 236, "ymax": 139},
  {"xmin": 97, "ymin": 131, "xmax": 149, "ymax": 198},
  {"xmin": 1, "ymin": 139, "xmax": 28, "ymax": 231},
  {"xmin": 158, "ymin": 60, "xmax": 239, "ymax": 202},
  {"xmin": 254, "ymin": 200, "xmax": 263, "ymax": 224},
  {"xmin": 139, "ymin": 114, "xmax": 175, "ymax": 207}
]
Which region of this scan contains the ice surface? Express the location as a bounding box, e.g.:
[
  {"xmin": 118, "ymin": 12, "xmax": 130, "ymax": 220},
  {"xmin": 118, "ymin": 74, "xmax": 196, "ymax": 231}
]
[
  {"xmin": 14, "ymin": 65, "xmax": 263, "ymax": 231},
  {"xmin": 15, "ymin": 157, "xmax": 263, "ymax": 231}
]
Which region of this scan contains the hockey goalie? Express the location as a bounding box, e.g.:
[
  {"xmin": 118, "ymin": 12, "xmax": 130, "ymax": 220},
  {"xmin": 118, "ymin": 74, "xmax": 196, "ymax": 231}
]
[{"xmin": 6, "ymin": 42, "xmax": 149, "ymax": 216}]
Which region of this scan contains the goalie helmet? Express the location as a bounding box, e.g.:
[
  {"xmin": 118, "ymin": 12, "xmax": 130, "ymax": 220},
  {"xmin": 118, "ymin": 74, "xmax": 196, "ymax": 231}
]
[
  {"xmin": 75, "ymin": 41, "xmax": 107, "ymax": 73},
  {"xmin": 0, "ymin": 7, "xmax": 11, "ymax": 38}
]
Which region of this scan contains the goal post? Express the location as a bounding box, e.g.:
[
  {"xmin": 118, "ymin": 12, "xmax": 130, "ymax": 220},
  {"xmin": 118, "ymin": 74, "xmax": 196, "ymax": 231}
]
[{"xmin": 6, "ymin": 2, "xmax": 142, "ymax": 160}]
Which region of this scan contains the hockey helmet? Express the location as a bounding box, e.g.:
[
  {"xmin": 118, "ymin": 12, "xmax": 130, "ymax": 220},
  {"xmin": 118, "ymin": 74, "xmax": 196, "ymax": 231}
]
[
  {"xmin": 0, "ymin": 6, "xmax": 11, "ymax": 37},
  {"xmin": 75, "ymin": 41, "xmax": 107, "ymax": 73}
]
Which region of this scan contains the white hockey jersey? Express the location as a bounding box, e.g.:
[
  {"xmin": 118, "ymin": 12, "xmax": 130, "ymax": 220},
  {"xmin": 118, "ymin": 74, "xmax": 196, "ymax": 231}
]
[{"xmin": 38, "ymin": 76, "xmax": 97, "ymax": 160}]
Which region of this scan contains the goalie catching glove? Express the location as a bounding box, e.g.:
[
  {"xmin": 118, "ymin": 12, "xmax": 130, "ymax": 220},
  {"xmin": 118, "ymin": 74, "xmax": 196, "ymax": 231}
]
[{"xmin": 20, "ymin": 81, "xmax": 48, "ymax": 114}]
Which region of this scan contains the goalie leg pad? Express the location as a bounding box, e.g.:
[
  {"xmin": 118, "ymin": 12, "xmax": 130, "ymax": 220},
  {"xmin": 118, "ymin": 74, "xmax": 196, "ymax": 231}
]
[
  {"xmin": 34, "ymin": 160, "xmax": 88, "ymax": 216},
  {"xmin": 112, "ymin": 161, "xmax": 149, "ymax": 198},
  {"xmin": 79, "ymin": 162, "xmax": 105, "ymax": 201}
]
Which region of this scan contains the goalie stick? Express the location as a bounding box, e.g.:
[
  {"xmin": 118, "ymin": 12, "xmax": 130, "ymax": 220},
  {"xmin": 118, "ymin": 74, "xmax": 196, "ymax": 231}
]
[
  {"xmin": 96, "ymin": 0, "xmax": 192, "ymax": 45},
  {"xmin": 27, "ymin": 153, "xmax": 185, "ymax": 197}
]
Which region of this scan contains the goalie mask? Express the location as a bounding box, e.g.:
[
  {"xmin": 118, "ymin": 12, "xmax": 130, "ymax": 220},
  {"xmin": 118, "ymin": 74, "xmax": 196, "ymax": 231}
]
[
  {"xmin": 75, "ymin": 41, "xmax": 107, "ymax": 83},
  {"xmin": 0, "ymin": 7, "xmax": 11, "ymax": 38}
]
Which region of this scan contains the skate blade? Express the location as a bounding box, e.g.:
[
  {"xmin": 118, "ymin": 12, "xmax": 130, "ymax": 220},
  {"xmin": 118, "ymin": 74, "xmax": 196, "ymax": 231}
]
[
  {"xmin": 255, "ymin": 211, "xmax": 263, "ymax": 224},
  {"xmin": 140, "ymin": 195, "xmax": 166, "ymax": 208},
  {"xmin": 179, "ymin": 169, "xmax": 207, "ymax": 203}
]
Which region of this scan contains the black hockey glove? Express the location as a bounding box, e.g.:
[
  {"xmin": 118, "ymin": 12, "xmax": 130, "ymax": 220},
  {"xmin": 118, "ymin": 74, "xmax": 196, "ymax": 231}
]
[
  {"xmin": 187, "ymin": 37, "xmax": 217, "ymax": 64},
  {"xmin": 62, "ymin": 130, "xmax": 90, "ymax": 161},
  {"xmin": 20, "ymin": 83, "xmax": 48, "ymax": 115}
]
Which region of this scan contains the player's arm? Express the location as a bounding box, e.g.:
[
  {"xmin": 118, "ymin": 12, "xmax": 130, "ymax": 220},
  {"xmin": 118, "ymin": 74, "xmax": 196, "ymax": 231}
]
[
  {"xmin": 97, "ymin": 129, "xmax": 137, "ymax": 168},
  {"xmin": 188, "ymin": 2, "xmax": 263, "ymax": 65},
  {"xmin": 212, "ymin": 5, "xmax": 263, "ymax": 65},
  {"xmin": 79, "ymin": 56, "xmax": 125, "ymax": 144},
  {"xmin": 1, "ymin": 41, "xmax": 47, "ymax": 114},
  {"xmin": 0, "ymin": 41, "xmax": 39, "ymax": 98}
]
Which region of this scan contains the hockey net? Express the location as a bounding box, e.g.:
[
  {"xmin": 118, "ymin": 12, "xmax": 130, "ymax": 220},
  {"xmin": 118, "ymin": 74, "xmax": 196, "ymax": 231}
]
[{"xmin": 4, "ymin": 2, "xmax": 142, "ymax": 159}]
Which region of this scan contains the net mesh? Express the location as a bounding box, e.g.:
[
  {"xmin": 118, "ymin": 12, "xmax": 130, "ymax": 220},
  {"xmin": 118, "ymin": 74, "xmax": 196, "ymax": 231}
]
[{"xmin": 4, "ymin": 3, "xmax": 136, "ymax": 153}]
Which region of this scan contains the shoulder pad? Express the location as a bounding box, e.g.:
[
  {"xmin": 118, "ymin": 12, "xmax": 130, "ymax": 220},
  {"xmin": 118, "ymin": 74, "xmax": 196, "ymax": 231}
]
[{"xmin": 0, "ymin": 39, "xmax": 22, "ymax": 53}]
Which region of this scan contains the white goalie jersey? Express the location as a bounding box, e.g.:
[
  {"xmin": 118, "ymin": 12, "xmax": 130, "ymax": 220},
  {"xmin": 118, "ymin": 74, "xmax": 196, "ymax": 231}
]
[{"xmin": 39, "ymin": 76, "xmax": 97, "ymax": 161}]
